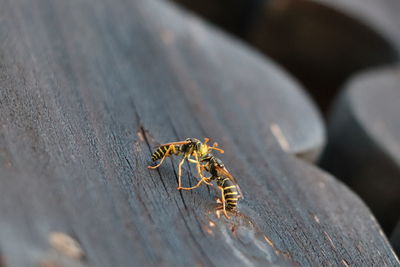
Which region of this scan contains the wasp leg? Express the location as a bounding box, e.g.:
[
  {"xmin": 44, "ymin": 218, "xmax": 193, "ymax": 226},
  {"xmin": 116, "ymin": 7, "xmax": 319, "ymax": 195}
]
[
  {"xmin": 148, "ymin": 144, "xmax": 176, "ymax": 169},
  {"xmin": 187, "ymin": 156, "xmax": 213, "ymax": 186},
  {"xmin": 216, "ymin": 186, "xmax": 230, "ymax": 219},
  {"xmin": 187, "ymin": 158, "xmax": 199, "ymax": 164},
  {"xmin": 193, "ymin": 151, "xmax": 202, "ymax": 177},
  {"xmin": 199, "ymin": 173, "xmax": 213, "ymax": 186},
  {"xmin": 179, "ymin": 176, "xmax": 212, "ymax": 190},
  {"xmin": 176, "ymin": 156, "xmax": 187, "ymax": 190},
  {"xmin": 194, "ymin": 151, "xmax": 212, "ymax": 184}
]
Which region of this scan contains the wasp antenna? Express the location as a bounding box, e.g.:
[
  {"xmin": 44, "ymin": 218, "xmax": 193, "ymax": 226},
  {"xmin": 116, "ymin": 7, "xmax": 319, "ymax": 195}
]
[
  {"xmin": 211, "ymin": 142, "xmax": 224, "ymax": 153},
  {"xmin": 211, "ymin": 147, "xmax": 224, "ymax": 154},
  {"xmin": 207, "ymin": 142, "xmax": 224, "ymax": 153}
]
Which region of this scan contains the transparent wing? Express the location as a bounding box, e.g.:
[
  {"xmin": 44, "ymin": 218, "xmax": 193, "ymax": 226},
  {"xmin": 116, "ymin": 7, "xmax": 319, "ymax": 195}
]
[
  {"xmin": 156, "ymin": 140, "xmax": 190, "ymax": 148},
  {"xmin": 215, "ymin": 165, "xmax": 244, "ymax": 199}
]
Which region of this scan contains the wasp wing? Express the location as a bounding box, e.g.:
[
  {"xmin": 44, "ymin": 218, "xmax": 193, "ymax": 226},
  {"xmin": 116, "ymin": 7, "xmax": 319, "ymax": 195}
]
[
  {"xmin": 156, "ymin": 140, "xmax": 191, "ymax": 148},
  {"xmin": 214, "ymin": 165, "xmax": 244, "ymax": 199}
]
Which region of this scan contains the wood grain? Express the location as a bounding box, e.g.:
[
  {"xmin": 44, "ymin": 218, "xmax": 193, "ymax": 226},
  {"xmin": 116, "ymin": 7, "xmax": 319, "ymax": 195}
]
[{"xmin": 0, "ymin": 0, "xmax": 398, "ymax": 266}]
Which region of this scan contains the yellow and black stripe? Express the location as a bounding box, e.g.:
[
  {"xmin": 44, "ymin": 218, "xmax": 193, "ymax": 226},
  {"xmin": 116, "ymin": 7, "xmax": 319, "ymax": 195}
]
[
  {"xmin": 217, "ymin": 177, "xmax": 239, "ymax": 210},
  {"xmin": 151, "ymin": 145, "xmax": 179, "ymax": 161}
]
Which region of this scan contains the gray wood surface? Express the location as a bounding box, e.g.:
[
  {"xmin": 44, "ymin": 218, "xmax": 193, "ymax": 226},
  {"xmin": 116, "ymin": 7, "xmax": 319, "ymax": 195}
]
[
  {"xmin": 0, "ymin": 0, "xmax": 398, "ymax": 266},
  {"xmin": 392, "ymin": 221, "xmax": 400, "ymax": 256}
]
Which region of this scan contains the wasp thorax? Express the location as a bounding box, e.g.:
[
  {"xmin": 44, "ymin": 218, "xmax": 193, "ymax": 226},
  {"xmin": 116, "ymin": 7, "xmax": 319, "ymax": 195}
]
[{"xmin": 198, "ymin": 143, "xmax": 209, "ymax": 156}]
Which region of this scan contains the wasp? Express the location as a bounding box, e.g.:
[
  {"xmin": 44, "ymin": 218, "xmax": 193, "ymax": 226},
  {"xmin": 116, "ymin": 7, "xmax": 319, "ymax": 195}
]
[
  {"xmin": 148, "ymin": 138, "xmax": 224, "ymax": 189},
  {"xmin": 204, "ymin": 155, "xmax": 243, "ymax": 218},
  {"xmin": 181, "ymin": 153, "xmax": 243, "ymax": 218}
]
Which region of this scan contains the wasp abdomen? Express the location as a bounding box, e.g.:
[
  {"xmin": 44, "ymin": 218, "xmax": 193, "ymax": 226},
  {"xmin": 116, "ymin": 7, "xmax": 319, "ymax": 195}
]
[
  {"xmin": 151, "ymin": 145, "xmax": 179, "ymax": 161},
  {"xmin": 218, "ymin": 177, "xmax": 239, "ymax": 210}
]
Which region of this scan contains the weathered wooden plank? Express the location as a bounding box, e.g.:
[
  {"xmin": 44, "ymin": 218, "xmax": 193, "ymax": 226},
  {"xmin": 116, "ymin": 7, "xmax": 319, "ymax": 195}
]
[
  {"xmin": 320, "ymin": 66, "xmax": 400, "ymax": 235},
  {"xmin": 0, "ymin": 0, "xmax": 398, "ymax": 266}
]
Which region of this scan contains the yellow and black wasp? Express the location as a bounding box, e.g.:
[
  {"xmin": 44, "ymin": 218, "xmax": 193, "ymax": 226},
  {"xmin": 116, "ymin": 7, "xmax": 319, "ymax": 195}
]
[
  {"xmin": 202, "ymin": 154, "xmax": 242, "ymax": 218},
  {"xmin": 148, "ymin": 138, "xmax": 224, "ymax": 189},
  {"xmin": 184, "ymin": 153, "xmax": 242, "ymax": 218}
]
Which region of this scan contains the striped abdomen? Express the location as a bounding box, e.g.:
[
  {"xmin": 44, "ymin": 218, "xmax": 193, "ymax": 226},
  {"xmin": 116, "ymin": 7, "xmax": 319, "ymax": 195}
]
[
  {"xmin": 151, "ymin": 145, "xmax": 179, "ymax": 161},
  {"xmin": 218, "ymin": 177, "xmax": 239, "ymax": 210}
]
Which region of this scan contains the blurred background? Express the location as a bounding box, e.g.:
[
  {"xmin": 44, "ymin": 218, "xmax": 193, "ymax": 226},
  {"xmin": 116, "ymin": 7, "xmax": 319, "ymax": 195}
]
[{"xmin": 169, "ymin": 0, "xmax": 400, "ymax": 253}]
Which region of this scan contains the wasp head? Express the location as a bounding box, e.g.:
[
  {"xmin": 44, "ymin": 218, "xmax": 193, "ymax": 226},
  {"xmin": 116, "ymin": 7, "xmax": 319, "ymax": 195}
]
[
  {"xmin": 181, "ymin": 138, "xmax": 201, "ymax": 154},
  {"xmin": 182, "ymin": 138, "xmax": 224, "ymax": 157}
]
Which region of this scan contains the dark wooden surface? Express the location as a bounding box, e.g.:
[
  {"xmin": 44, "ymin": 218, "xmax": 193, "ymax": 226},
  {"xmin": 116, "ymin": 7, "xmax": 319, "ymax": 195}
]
[
  {"xmin": 171, "ymin": 0, "xmax": 399, "ymax": 111},
  {"xmin": 0, "ymin": 0, "xmax": 398, "ymax": 266},
  {"xmin": 316, "ymin": 0, "xmax": 400, "ymax": 48},
  {"xmin": 320, "ymin": 66, "xmax": 400, "ymax": 234},
  {"xmin": 168, "ymin": 0, "xmax": 264, "ymax": 37},
  {"xmin": 249, "ymin": 0, "xmax": 399, "ymax": 111}
]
